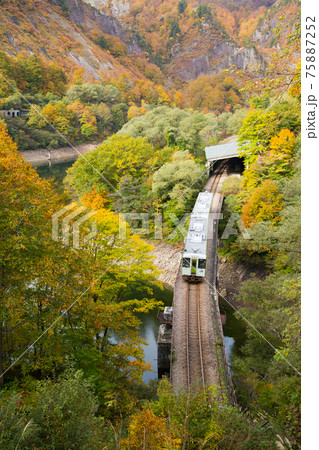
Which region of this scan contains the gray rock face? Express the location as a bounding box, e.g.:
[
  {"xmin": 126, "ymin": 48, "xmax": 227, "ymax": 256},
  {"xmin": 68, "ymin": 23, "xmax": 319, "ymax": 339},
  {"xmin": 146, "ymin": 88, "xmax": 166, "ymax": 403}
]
[
  {"xmin": 66, "ymin": 0, "xmax": 141, "ymax": 54},
  {"xmin": 192, "ymin": 54, "xmax": 210, "ymax": 78},
  {"xmin": 251, "ymin": 17, "xmax": 279, "ymax": 47},
  {"xmin": 168, "ymin": 39, "xmax": 267, "ymax": 82},
  {"xmin": 150, "ymin": 243, "xmax": 182, "ymax": 287}
]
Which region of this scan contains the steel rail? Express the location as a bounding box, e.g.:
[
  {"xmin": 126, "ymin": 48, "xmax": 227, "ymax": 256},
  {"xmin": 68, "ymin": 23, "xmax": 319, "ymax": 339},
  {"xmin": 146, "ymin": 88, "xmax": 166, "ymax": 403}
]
[
  {"xmin": 197, "ymin": 286, "xmax": 206, "ymax": 390},
  {"xmin": 184, "ymin": 161, "xmax": 231, "ymax": 391},
  {"xmin": 208, "ymin": 160, "xmax": 229, "ymax": 194},
  {"xmin": 186, "ymin": 284, "xmax": 191, "ymax": 388},
  {"xmin": 207, "ymin": 166, "xmax": 237, "ymax": 405},
  {"xmin": 186, "ymin": 283, "xmax": 206, "ymax": 389}
]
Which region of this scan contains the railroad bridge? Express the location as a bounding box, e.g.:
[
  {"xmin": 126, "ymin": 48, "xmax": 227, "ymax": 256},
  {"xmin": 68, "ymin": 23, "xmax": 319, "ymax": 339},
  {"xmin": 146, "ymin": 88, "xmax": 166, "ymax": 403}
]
[{"xmin": 158, "ymin": 162, "xmax": 237, "ymax": 406}]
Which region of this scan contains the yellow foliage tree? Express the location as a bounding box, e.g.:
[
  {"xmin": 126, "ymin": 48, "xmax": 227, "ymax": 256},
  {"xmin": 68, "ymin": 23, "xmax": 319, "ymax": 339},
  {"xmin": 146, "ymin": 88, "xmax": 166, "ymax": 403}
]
[
  {"xmin": 42, "ymin": 101, "xmax": 75, "ymax": 136},
  {"xmin": 241, "ymin": 180, "xmax": 284, "ymax": 228},
  {"xmin": 269, "ymin": 128, "xmax": 296, "ymax": 158},
  {"xmin": 125, "ymin": 409, "xmax": 180, "ymax": 449},
  {"xmin": 27, "ymin": 104, "xmax": 47, "ymax": 129},
  {"xmin": 127, "ymin": 104, "xmax": 144, "ymax": 120}
]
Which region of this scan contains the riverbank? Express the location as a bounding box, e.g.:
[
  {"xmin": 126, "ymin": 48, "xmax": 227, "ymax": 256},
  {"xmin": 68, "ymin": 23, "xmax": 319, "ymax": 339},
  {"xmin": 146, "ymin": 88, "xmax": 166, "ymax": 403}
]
[
  {"xmin": 150, "ymin": 242, "xmax": 182, "ymax": 287},
  {"xmin": 218, "ymin": 258, "xmax": 267, "ymax": 308},
  {"xmin": 21, "ymin": 142, "xmax": 102, "ymax": 167}
]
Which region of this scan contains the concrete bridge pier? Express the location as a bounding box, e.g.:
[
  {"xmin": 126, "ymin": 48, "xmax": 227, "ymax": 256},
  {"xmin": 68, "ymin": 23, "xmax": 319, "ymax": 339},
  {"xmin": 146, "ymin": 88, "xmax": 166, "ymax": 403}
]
[{"xmin": 157, "ymin": 307, "xmax": 173, "ymax": 379}]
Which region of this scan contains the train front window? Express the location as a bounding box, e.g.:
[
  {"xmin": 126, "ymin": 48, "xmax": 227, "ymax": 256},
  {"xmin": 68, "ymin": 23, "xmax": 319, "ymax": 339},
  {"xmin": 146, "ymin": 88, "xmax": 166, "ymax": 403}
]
[
  {"xmin": 198, "ymin": 259, "xmax": 206, "ymax": 269},
  {"xmin": 183, "ymin": 258, "xmax": 190, "ymax": 268}
]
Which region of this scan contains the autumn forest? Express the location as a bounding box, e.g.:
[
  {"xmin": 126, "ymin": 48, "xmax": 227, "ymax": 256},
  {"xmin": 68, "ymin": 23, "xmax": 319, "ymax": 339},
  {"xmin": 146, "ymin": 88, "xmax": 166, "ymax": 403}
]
[{"xmin": 0, "ymin": 0, "xmax": 301, "ymax": 448}]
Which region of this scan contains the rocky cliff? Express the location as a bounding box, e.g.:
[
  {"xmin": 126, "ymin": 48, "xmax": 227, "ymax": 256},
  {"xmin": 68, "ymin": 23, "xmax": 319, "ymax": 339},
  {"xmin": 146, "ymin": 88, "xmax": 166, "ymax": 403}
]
[
  {"xmin": 0, "ymin": 0, "xmax": 299, "ymax": 83},
  {"xmin": 65, "ymin": 0, "xmax": 140, "ymax": 54},
  {"xmin": 168, "ymin": 33, "xmax": 267, "ymax": 82},
  {"xmin": 81, "ymin": 0, "xmax": 298, "ymax": 83},
  {"xmin": 0, "ymin": 0, "xmax": 143, "ymax": 80}
]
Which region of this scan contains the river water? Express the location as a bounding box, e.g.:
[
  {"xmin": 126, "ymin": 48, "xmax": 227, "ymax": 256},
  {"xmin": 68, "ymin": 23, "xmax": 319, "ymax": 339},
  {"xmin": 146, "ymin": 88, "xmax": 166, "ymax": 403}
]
[{"xmin": 36, "ymin": 162, "xmax": 245, "ymax": 383}]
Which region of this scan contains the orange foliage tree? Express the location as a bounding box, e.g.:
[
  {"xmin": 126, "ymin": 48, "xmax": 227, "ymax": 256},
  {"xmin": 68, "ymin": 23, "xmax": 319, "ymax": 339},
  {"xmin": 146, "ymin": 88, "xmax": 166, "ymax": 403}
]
[
  {"xmin": 241, "ymin": 180, "xmax": 283, "ymax": 228},
  {"xmin": 240, "ymin": 128, "xmax": 297, "ymax": 195},
  {"xmin": 186, "ymin": 73, "xmax": 244, "ymax": 113},
  {"xmin": 263, "ymin": 129, "xmax": 297, "ymax": 178}
]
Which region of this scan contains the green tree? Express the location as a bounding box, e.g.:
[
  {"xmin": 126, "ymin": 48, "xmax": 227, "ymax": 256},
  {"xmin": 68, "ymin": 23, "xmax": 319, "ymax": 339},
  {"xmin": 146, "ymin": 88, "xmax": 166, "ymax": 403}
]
[
  {"xmin": 50, "ymin": 0, "xmax": 70, "ymax": 14},
  {"xmin": 66, "ymin": 83, "xmax": 121, "ymax": 104},
  {"xmin": 2, "ymin": 93, "xmax": 22, "ymax": 110},
  {"xmin": 0, "ymin": 392, "xmax": 33, "ymax": 448},
  {"xmin": 152, "ymin": 378, "xmax": 223, "ymax": 448},
  {"xmin": 197, "ymin": 4, "xmax": 212, "ymax": 19},
  {"xmin": 149, "ymin": 378, "xmax": 278, "ymax": 448},
  {"xmin": 169, "ymin": 21, "xmax": 181, "ymax": 39},
  {"xmin": 118, "ymin": 106, "xmax": 214, "ymax": 157},
  {"xmin": 64, "ymin": 135, "xmax": 155, "ymax": 199},
  {"xmin": 97, "ymin": 34, "xmax": 107, "ymax": 49},
  {"xmin": 177, "ymin": 0, "xmax": 187, "ymax": 14},
  {"xmin": 221, "ymin": 175, "xmax": 242, "ymax": 197},
  {"xmin": 0, "ymin": 370, "xmax": 106, "ymax": 448},
  {"xmin": 29, "ymin": 370, "xmax": 105, "ymax": 448},
  {"xmin": 226, "ymin": 108, "xmax": 249, "ymax": 135},
  {"xmin": 111, "ymin": 102, "xmax": 128, "ymax": 131},
  {"xmin": 152, "ymin": 151, "xmax": 205, "ymax": 217}
]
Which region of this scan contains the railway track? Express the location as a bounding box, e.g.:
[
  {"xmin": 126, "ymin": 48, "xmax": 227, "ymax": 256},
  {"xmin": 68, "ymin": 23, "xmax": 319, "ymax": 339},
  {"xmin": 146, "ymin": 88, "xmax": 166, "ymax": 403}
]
[
  {"xmin": 184, "ymin": 162, "xmax": 230, "ymax": 389},
  {"xmin": 206, "ymin": 160, "xmax": 229, "ymax": 194},
  {"xmin": 207, "ymin": 160, "xmax": 237, "ymax": 404},
  {"xmin": 185, "ymin": 283, "xmax": 206, "ymax": 388}
]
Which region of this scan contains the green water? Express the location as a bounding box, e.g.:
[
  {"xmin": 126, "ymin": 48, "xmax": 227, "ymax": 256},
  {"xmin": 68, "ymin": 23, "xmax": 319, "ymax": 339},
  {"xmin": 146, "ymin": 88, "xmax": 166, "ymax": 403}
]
[
  {"xmin": 135, "ymin": 283, "xmax": 174, "ymax": 383},
  {"xmin": 219, "ymin": 297, "xmax": 247, "ymax": 369},
  {"xmin": 36, "ymin": 161, "xmax": 74, "ymax": 195}
]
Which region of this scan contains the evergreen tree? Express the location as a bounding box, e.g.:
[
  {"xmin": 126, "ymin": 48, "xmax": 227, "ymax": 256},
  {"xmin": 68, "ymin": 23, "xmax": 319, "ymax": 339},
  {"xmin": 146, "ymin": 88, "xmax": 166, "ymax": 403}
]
[
  {"xmin": 169, "ymin": 20, "xmax": 181, "ymax": 39},
  {"xmin": 177, "ymin": 0, "xmax": 187, "ymax": 15},
  {"xmin": 197, "ymin": 4, "xmax": 211, "ymax": 19}
]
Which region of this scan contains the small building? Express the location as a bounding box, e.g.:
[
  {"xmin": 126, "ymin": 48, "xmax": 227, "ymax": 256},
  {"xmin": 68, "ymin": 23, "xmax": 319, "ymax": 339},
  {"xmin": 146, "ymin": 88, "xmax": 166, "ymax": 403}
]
[
  {"xmin": 0, "ymin": 109, "xmax": 29, "ymax": 118},
  {"xmin": 157, "ymin": 306, "xmax": 173, "ymax": 325}
]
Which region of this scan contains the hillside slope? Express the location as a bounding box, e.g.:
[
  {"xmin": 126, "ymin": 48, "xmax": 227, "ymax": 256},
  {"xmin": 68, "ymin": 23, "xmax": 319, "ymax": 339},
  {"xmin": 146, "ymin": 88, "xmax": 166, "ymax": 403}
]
[
  {"xmin": 0, "ymin": 0, "xmax": 299, "ymax": 84},
  {"xmin": 84, "ymin": 0, "xmax": 299, "ymax": 82},
  {"xmin": 0, "ymin": 0, "xmax": 145, "ymax": 81}
]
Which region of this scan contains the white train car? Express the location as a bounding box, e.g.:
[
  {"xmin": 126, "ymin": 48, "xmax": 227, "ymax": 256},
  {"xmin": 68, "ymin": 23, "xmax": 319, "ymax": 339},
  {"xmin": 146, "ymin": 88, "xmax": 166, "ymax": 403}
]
[{"xmin": 181, "ymin": 192, "xmax": 213, "ymax": 282}]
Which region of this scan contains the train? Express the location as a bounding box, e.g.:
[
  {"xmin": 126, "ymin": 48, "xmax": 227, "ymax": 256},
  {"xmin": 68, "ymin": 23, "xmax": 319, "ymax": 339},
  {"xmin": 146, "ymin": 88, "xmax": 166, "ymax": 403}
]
[{"xmin": 181, "ymin": 191, "xmax": 213, "ymax": 282}]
